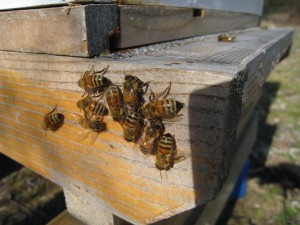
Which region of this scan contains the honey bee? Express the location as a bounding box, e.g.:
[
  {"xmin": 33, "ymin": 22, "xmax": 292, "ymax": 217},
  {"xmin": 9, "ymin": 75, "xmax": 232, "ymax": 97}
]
[
  {"xmin": 78, "ymin": 66, "xmax": 112, "ymax": 96},
  {"xmin": 142, "ymin": 83, "xmax": 184, "ymax": 120},
  {"xmin": 122, "ymin": 74, "xmax": 149, "ymax": 110},
  {"xmin": 121, "ymin": 110, "xmax": 144, "ymax": 142},
  {"xmin": 79, "ymin": 116, "xmax": 106, "ymax": 133},
  {"xmin": 77, "ymin": 115, "xmax": 107, "ymax": 143},
  {"xmin": 139, "ymin": 119, "xmax": 164, "ymax": 154},
  {"xmin": 42, "ymin": 105, "xmax": 64, "ymax": 131},
  {"xmin": 105, "ymin": 85, "xmax": 125, "ymax": 122},
  {"xmin": 76, "ymin": 95, "xmax": 92, "ymax": 112},
  {"xmin": 218, "ymin": 33, "xmax": 236, "ymax": 42},
  {"xmin": 155, "ymin": 133, "xmax": 186, "ymax": 172},
  {"xmin": 77, "ymin": 96, "xmax": 108, "ymax": 120}
]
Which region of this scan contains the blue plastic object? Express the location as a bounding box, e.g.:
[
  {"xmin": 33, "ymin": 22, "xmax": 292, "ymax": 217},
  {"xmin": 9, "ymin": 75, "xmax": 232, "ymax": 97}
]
[{"xmin": 230, "ymin": 159, "xmax": 250, "ymax": 199}]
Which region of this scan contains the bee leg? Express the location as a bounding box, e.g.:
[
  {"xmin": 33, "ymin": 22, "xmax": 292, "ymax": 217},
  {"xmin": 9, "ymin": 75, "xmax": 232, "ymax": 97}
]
[
  {"xmin": 165, "ymin": 171, "xmax": 168, "ymax": 180},
  {"xmin": 159, "ymin": 170, "xmax": 162, "ymax": 179},
  {"xmin": 46, "ymin": 105, "xmax": 57, "ymax": 116},
  {"xmin": 82, "ymin": 92, "xmax": 88, "ymax": 98},
  {"xmin": 94, "ymin": 65, "xmax": 109, "ymax": 75},
  {"xmin": 149, "ymin": 89, "xmax": 155, "ymax": 102},
  {"xmin": 161, "ymin": 82, "xmax": 172, "ymax": 100},
  {"xmin": 155, "ymin": 82, "xmax": 172, "ymax": 100},
  {"xmin": 142, "ymin": 81, "xmax": 150, "ymax": 94}
]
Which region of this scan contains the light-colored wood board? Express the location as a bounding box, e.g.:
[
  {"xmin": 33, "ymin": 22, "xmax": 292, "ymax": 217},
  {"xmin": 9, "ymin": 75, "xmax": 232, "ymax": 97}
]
[
  {"xmin": 47, "ymin": 210, "xmax": 84, "ymax": 225},
  {"xmin": 64, "ymin": 189, "xmax": 115, "ymax": 225},
  {"xmin": 0, "ymin": 5, "xmax": 118, "ymax": 57},
  {"xmin": 112, "ymin": 6, "xmax": 259, "ymax": 49},
  {"xmin": 0, "ymin": 28, "xmax": 293, "ymax": 224},
  {"xmin": 0, "ymin": 0, "xmax": 111, "ymax": 11},
  {"xmin": 119, "ymin": 0, "xmax": 264, "ymax": 16}
]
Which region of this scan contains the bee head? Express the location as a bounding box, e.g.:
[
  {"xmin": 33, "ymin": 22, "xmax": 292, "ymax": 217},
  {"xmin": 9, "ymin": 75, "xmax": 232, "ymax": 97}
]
[
  {"xmin": 77, "ymin": 99, "xmax": 83, "ymax": 109},
  {"xmin": 78, "ymin": 78, "xmax": 85, "ymax": 89}
]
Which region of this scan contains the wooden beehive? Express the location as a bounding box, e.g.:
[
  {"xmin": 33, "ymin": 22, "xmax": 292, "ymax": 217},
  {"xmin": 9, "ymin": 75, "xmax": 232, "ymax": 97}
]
[
  {"xmin": 0, "ymin": 1, "xmax": 263, "ymax": 57},
  {"xmin": 0, "ymin": 28, "xmax": 293, "ymax": 224}
]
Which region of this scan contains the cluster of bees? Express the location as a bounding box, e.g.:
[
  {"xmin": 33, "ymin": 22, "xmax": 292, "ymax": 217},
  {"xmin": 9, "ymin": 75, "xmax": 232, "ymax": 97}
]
[{"xmin": 42, "ymin": 65, "xmax": 186, "ymax": 172}]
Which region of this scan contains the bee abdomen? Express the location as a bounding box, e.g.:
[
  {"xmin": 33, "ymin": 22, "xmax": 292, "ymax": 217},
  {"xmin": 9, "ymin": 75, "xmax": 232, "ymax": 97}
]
[
  {"xmin": 158, "ymin": 134, "xmax": 175, "ymax": 153},
  {"xmin": 89, "ymin": 102, "xmax": 108, "ymax": 116},
  {"xmin": 156, "ymin": 99, "xmax": 184, "ymax": 115},
  {"xmin": 124, "ymin": 112, "xmax": 140, "ymax": 128},
  {"xmin": 140, "ymin": 144, "xmax": 152, "ymax": 154}
]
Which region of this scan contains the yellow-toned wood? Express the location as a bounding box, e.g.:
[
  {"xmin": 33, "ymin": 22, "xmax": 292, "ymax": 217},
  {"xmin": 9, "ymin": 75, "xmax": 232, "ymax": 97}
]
[
  {"xmin": 47, "ymin": 211, "xmax": 84, "ymax": 225},
  {"xmin": 0, "ymin": 28, "xmax": 293, "ymax": 224}
]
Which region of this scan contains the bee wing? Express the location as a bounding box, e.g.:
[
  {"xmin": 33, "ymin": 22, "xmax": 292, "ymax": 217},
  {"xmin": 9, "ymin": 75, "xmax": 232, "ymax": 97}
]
[
  {"xmin": 174, "ymin": 152, "xmax": 189, "ymax": 164},
  {"xmin": 72, "ymin": 113, "xmax": 84, "ymax": 124},
  {"xmin": 162, "ymin": 115, "xmax": 183, "ymax": 124},
  {"xmin": 77, "ymin": 130, "xmax": 99, "ymax": 145},
  {"xmin": 88, "ymin": 132, "xmax": 99, "ymax": 145}
]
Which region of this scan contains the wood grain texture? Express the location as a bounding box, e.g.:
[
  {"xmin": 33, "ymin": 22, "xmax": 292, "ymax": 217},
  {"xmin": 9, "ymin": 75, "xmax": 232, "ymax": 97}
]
[
  {"xmin": 47, "ymin": 210, "xmax": 84, "ymax": 225},
  {"xmin": 0, "ymin": 0, "xmax": 263, "ymax": 16},
  {"xmin": 0, "ymin": 28, "xmax": 293, "ymax": 224},
  {"xmin": 118, "ymin": 0, "xmax": 264, "ymax": 16},
  {"xmin": 0, "ymin": 5, "xmax": 118, "ymax": 57},
  {"xmin": 111, "ymin": 6, "xmax": 259, "ymax": 49}
]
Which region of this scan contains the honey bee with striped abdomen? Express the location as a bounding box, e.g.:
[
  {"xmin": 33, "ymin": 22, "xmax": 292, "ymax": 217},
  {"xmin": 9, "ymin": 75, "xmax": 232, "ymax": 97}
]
[
  {"xmin": 77, "ymin": 96, "xmax": 108, "ymax": 120},
  {"xmin": 139, "ymin": 119, "xmax": 164, "ymax": 154},
  {"xmin": 142, "ymin": 83, "xmax": 184, "ymax": 120},
  {"xmin": 79, "ymin": 116, "xmax": 106, "ymax": 133},
  {"xmin": 78, "ymin": 66, "xmax": 112, "ymax": 96},
  {"xmin": 155, "ymin": 133, "xmax": 186, "ymax": 172},
  {"xmin": 76, "ymin": 115, "xmax": 107, "ymax": 143},
  {"xmin": 121, "ymin": 109, "xmax": 144, "ymax": 142},
  {"xmin": 42, "ymin": 105, "xmax": 64, "ymax": 131},
  {"xmin": 122, "ymin": 74, "xmax": 149, "ymax": 111},
  {"xmin": 105, "ymin": 85, "xmax": 125, "ymax": 122}
]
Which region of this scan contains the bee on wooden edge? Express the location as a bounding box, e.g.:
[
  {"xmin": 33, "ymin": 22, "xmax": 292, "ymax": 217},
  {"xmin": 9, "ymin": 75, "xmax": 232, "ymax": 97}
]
[{"xmin": 42, "ymin": 105, "xmax": 64, "ymax": 131}]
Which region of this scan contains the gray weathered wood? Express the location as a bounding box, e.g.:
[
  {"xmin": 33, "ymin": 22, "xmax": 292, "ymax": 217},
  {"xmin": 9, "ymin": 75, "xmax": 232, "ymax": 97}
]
[
  {"xmin": 0, "ymin": 0, "xmax": 111, "ymax": 11},
  {"xmin": 119, "ymin": 0, "xmax": 264, "ymax": 16},
  {"xmin": 0, "ymin": 5, "xmax": 117, "ymax": 57},
  {"xmin": 0, "ymin": 28, "xmax": 293, "ymax": 224},
  {"xmin": 0, "ymin": 0, "xmax": 264, "ymax": 16},
  {"xmin": 111, "ymin": 6, "xmax": 259, "ymax": 49}
]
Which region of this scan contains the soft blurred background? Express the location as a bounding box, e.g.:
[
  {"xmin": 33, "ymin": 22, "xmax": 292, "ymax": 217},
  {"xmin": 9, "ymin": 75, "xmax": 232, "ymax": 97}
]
[{"xmin": 0, "ymin": 0, "xmax": 299, "ymax": 224}]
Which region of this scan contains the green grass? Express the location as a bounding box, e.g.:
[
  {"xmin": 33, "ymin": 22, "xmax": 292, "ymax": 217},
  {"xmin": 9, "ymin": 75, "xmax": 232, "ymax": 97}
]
[
  {"xmin": 265, "ymin": 28, "xmax": 300, "ymax": 149},
  {"xmin": 265, "ymin": 186, "xmax": 282, "ymax": 202},
  {"xmin": 274, "ymin": 204, "xmax": 300, "ymax": 225}
]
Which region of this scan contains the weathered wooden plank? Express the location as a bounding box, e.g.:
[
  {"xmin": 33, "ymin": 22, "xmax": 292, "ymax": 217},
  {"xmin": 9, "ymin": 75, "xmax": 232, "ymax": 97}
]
[
  {"xmin": 0, "ymin": 0, "xmax": 263, "ymax": 16},
  {"xmin": 0, "ymin": 5, "xmax": 118, "ymax": 57},
  {"xmin": 111, "ymin": 6, "xmax": 259, "ymax": 49},
  {"xmin": 0, "ymin": 28, "xmax": 293, "ymax": 225},
  {"xmin": 47, "ymin": 210, "xmax": 84, "ymax": 225},
  {"xmin": 120, "ymin": 0, "xmax": 264, "ymax": 16},
  {"xmin": 0, "ymin": 0, "xmax": 111, "ymax": 11},
  {"xmin": 148, "ymin": 110, "xmax": 259, "ymax": 225}
]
